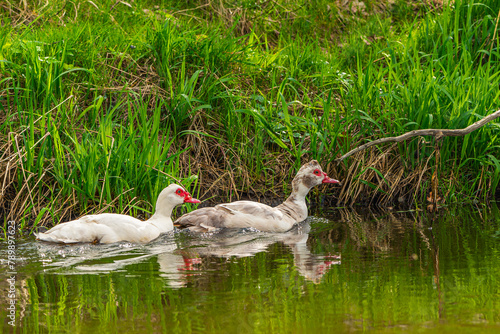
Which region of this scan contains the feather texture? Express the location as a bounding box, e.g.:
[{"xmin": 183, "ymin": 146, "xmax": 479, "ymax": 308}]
[
  {"xmin": 36, "ymin": 184, "xmax": 200, "ymax": 244},
  {"xmin": 175, "ymin": 160, "xmax": 340, "ymax": 232}
]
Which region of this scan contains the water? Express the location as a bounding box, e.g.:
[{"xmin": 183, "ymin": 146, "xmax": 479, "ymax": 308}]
[{"xmin": 1, "ymin": 204, "xmax": 500, "ymax": 333}]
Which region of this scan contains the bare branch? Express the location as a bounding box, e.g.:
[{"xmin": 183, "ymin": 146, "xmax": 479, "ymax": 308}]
[{"xmin": 336, "ymin": 110, "xmax": 500, "ymax": 162}]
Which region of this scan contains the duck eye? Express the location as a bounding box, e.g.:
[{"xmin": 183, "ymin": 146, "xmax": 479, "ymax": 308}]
[
  {"xmin": 313, "ymin": 169, "xmax": 321, "ymax": 175},
  {"xmin": 176, "ymin": 189, "xmax": 183, "ymax": 195}
]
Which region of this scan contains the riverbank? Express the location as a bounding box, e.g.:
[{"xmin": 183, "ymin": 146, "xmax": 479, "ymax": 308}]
[{"xmin": 1, "ymin": 0, "xmax": 500, "ymax": 234}]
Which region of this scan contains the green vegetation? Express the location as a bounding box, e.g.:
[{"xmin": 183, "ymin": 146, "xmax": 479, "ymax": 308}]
[{"xmin": 1, "ymin": 0, "xmax": 500, "ymax": 233}]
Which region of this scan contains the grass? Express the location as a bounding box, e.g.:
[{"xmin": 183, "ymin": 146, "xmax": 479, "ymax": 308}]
[{"xmin": 1, "ymin": 0, "xmax": 500, "ymax": 234}]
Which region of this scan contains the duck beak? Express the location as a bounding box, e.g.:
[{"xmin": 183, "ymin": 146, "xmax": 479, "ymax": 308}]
[
  {"xmin": 322, "ymin": 172, "xmax": 341, "ymax": 184},
  {"xmin": 184, "ymin": 192, "xmax": 201, "ymax": 203}
]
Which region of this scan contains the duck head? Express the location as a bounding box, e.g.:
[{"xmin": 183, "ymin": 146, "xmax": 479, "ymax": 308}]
[
  {"xmin": 291, "ymin": 160, "xmax": 340, "ymax": 196},
  {"xmin": 155, "ymin": 184, "xmax": 201, "ymax": 216}
]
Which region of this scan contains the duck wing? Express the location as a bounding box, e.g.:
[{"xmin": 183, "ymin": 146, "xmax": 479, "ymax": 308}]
[
  {"xmin": 176, "ymin": 201, "xmax": 293, "ymax": 232},
  {"xmin": 216, "ymin": 201, "xmax": 283, "ymax": 218},
  {"xmin": 35, "ymin": 214, "xmax": 158, "ymax": 244}
]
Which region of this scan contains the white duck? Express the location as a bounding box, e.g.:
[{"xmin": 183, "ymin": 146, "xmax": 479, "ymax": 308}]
[
  {"xmin": 175, "ymin": 160, "xmax": 340, "ymax": 232},
  {"xmin": 36, "ymin": 184, "xmax": 200, "ymax": 244}
]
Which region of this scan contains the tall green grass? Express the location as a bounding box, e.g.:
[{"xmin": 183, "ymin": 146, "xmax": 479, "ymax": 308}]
[{"xmin": 1, "ymin": 0, "xmax": 500, "ymax": 234}]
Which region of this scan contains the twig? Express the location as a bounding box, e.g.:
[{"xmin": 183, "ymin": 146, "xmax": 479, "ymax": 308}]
[
  {"xmin": 490, "ymin": 8, "xmax": 500, "ymax": 52},
  {"xmin": 173, "ymin": 1, "xmax": 211, "ymax": 14},
  {"xmin": 144, "ymin": 164, "xmax": 182, "ymax": 184},
  {"xmin": 336, "ymin": 110, "xmax": 500, "ymax": 162}
]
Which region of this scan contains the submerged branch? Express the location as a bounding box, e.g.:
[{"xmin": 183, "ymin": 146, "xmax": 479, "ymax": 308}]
[{"xmin": 336, "ymin": 110, "xmax": 500, "ymax": 162}]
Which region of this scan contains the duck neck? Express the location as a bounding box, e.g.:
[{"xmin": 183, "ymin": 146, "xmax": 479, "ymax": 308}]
[
  {"xmin": 147, "ymin": 203, "xmax": 175, "ymax": 233},
  {"xmin": 279, "ymin": 187, "xmax": 309, "ymax": 222}
]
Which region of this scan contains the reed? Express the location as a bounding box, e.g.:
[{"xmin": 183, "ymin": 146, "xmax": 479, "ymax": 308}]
[{"xmin": 1, "ymin": 0, "xmax": 500, "ymax": 234}]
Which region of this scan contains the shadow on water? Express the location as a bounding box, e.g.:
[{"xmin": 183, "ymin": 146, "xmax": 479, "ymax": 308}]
[{"xmin": 1, "ymin": 203, "xmax": 500, "ymax": 333}]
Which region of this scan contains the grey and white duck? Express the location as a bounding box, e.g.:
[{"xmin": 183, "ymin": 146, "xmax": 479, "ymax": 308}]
[{"xmin": 175, "ymin": 160, "xmax": 340, "ymax": 233}]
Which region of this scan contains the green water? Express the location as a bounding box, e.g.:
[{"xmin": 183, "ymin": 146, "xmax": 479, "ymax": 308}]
[{"xmin": 2, "ymin": 205, "xmax": 500, "ymax": 333}]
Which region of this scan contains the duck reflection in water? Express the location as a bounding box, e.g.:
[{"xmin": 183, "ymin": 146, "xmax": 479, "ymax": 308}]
[
  {"xmin": 177, "ymin": 220, "xmax": 341, "ymax": 283},
  {"xmin": 33, "ymin": 221, "xmax": 339, "ymax": 286},
  {"xmin": 34, "ymin": 236, "xmax": 198, "ymax": 289}
]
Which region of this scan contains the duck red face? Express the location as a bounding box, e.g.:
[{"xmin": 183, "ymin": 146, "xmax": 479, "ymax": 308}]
[
  {"xmin": 313, "ymin": 169, "xmax": 340, "ymax": 184},
  {"xmin": 176, "ymin": 188, "xmax": 201, "ymax": 203}
]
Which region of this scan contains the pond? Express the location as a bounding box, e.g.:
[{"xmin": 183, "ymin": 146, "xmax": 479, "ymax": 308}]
[{"xmin": 1, "ymin": 204, "xmax": 500, "ymax": 333}]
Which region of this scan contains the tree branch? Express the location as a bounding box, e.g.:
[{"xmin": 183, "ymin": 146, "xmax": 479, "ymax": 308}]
[{"xmin": 335, "ymin": 110, "xmax": 500, "ymax": 162}]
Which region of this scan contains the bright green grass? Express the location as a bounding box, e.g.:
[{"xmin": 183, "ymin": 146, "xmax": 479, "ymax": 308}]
[{"xmin": 1, "ymin": 0, "xmax": 500, "ymax": 233}]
